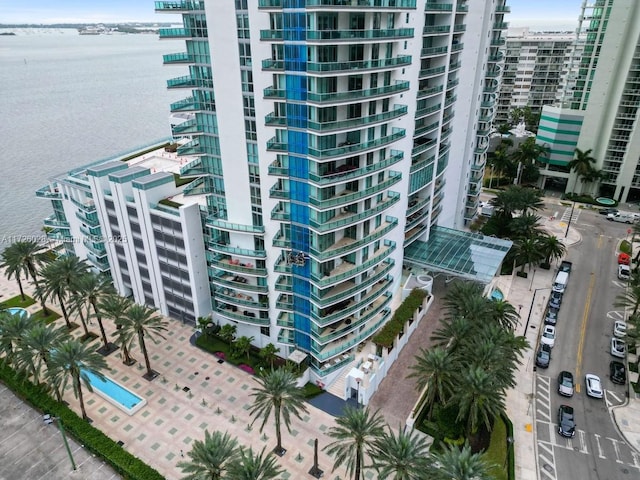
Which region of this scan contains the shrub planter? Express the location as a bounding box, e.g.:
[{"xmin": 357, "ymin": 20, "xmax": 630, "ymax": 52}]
[
  {"xmin": 539, "ymin": 262, "xmax": 551, "ymax": 270},
  {"xmin": 516, "ymin": 271, "xmax": 528, "ymax": 278}
]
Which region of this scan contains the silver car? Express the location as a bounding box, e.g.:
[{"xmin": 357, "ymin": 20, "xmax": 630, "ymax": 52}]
[{"xmin": 611, "ymin": 337, "xmax": 626, "ymax": 358}]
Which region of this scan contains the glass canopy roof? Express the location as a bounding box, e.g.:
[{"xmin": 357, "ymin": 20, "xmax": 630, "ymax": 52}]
[{"xmin": 403, "ymin": 226, "xmax": 513, "ymax": 283}]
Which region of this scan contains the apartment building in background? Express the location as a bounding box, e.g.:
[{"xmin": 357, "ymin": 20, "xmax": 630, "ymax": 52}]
[
  {"xmin": 38, "ymin": 0, "xmax": 512, "ymax": 400},
  {"xmin": 536, "ymin": 0, "xmax": 640, "ymax": 202},
  {"xmin": 495, "ymin": 27, "xmax": 581, "ymax": 126}
]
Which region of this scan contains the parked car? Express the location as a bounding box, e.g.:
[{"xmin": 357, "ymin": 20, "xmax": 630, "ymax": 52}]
[
  {"xmin": 558, "ymin": 371, "xmax": 574, "ymax": 397},
  {"xmin": 599, "ymin": 208, "xmax": 618, "ymax": 216},
  {"xmin": 549, "ymin": 291, "xmax": 563, "ymax": 309},
  {"xmin": 607, "ymin": 212, "xmax": 637, "ymax": 224},
  {"xmin": 541, "ymin": 325, "xmax": 556, "ymax": 348},
  {"xmin": 618, "ymin": 253, "xmax": 631, "ymax": 265},
  {"xmin": 610, "ymin": 361, "xmax": 626, "ymax": 385},
  {"xmin": 545, "ymin": 307, "xmax": 559, "ymax": 326},
  {"xmin": 614, "ymin": 320, "xmax": 627, "ymax": 338},
  {"xmin": 618, "ymin": 264, "xmax": 631, "ymax": 281},
  {"xmin": 557, "ymin": 405, "xmax": 576, "ymax": 438},
  {"xmin": 559, "ymin": 261, "xmax": 573, "ymax": 273},
  {"xmin": 585, "ymin": 374, "xmax": 604, "ymax": 399},
  {"xmin": 611, "ymin": 337, "xmax": 626, "ymax": 358},
  {"xmin": 536, "ymin": 344, "xmax": 552, "ymax": 368}
]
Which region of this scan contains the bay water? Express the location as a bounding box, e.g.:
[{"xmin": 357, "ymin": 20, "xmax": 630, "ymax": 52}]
[{"xmin": 0, "ymin": 29, "xmax": 184, "ymax": 248}]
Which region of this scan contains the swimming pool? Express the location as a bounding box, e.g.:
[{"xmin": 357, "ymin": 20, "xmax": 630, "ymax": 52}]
[
  {"xmin": 82, "ymin": 370, "xmax": 147, "ymax": 415},
  {"xmin": 491, "ymin": 288, "xmax": 504, "ymax": 301},
  {"xmin": 3, "ymin": 307, "xmax": 29, "ymax": 319}
]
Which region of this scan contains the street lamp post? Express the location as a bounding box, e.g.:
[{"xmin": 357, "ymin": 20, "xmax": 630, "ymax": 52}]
[
  {"xmin": 564, "ymin": 201, "xmax": 575, "ymax": 238},
  {"xmin": 355, "ymin": 378, "xmax": 361, "ymax": 408},
  {"xmin": 524, "ymin": 288, "xmax": 549, "ymax": 334},
  {"xmin": 44, "ymin": 415, "xmax": 76, "ymax": 471}
]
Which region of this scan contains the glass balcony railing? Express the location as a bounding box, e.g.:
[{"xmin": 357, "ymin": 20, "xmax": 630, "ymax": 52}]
[
  {"xmin": 414, "ymin": 120, "xmax": 439, "ymax": 137},
  {"xmin": 167, "ymin": 75, "xmax": 213, "ymax": 89},
  {"xmin": 308, "ymin": 151, "xmax": 403, "ymax": 185},
  {"xmin": 309, "ymin": 192, "xmax": 400, "ymax": 232},
  {"xmin": 306, "ymin": 81, "xmax": 410, "ymax": 103},
  {"xmin": 418, "ymin": 65, "xmax": 446, "ymax": 78},
  {"xmin": 415, "ymin": 103, "xmax": 442, "ymax": 119},
  {"xmin": 490, "ymin": 37, "xmax": 506, "ymax": 47},
  {"xmin": 210, "ymin": 272, "xmax": 269, "ymax": 294},
  {"xmin": 425, "ymin": 3, "xmax": 453, "ymax": 11},
  {"xmin": 421, "ymin": 45, "xmax": 448, "ymax": 57},
  {"xmin": 309, "ymin": 217, "xmax": 398, "ymax": 260},
  {"xmin": 304, "ymin": 0, "xmax": 417, "ymax": 8},
  {"xmin": 410, "ymin": 154, "xmax": 435, "ymax": 173},
  {"xmin": 306, "ymin": 105, "xmax": 408, "ymax": 132},
  {"xmin": 306, "ymin": 128, "xmax": 405, "ymax": 159},
  {"xmin": 209, "ymin": 255, "xmax": 268, "ymax": 276},
  {"xmin": 261, "ymin": 28, "xmax": 413, "ymax": 41},
  {"xmin": 206, "ymin": 218, "xmax": 265, "ymax": 234},
  {"xmin": 44, "ymin": 215, "xmax": 70, "ymax": 230},
  {"xmin": 155, "ymin": 1, "xmax": 205, "ymax": 12},
  {"xmin": 36, "ymin": 185, "xmax": 62, "ymax": 199},
  {"xmin": 309, "ymin": 172, "xmax": 401, "ymax": 209},
  {"xmin": 162, "ymin": 52, "xmax": 191, "ymax": 64},
  {"xmin": 417, "ymin": 84, "xmax": 444, "ymax": 98},
  {"xmin": 404, "ymin": 224, "xmax": 428, "ymax": 246},
  {"xmin": 306, "ymin": 55, "xmax": 411, "ymax": 73},
  {"xmin": 159, "ymin": 28, "xmax": 206, "ymax": 39},
  {"xmin": 215, "ymin": 307, "xmax": 270, "ymax": 326},
  {"xmin": 215, "ymin": 289, "xmax": 267, "ymax": 310},
  {"xmin": 411, "ymin": 138, "xmax": 437, "ymax": 157},
  {"xmin": 423, "ymin": 25, "xmax": 451, "ymax": 34},
  {"xmin": 495, "ymin": 5, "xmax": 511, "ymax": 13},
  {"xmin": 311, "ymin": 261, "xmax": 393, "ymax": 306}
]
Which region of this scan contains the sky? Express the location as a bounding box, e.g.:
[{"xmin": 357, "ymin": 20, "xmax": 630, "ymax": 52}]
[{"xmin": 1, "ymin": 0, "xmax": 585, "ymax": 29}]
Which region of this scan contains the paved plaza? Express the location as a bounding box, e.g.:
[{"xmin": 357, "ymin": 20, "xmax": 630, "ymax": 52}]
[{"xmin": 0, "ymin": 267, "xmax": 448, "ymax": 480}]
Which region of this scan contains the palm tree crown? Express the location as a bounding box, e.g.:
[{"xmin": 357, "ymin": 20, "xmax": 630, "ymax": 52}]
[
  {"xmin": 176, "ymin": 430, "xmax": 240, "ymax": 480},
  {"xmin": 369, "ymin": 425, "xmax": 432, "ymax": 480},
  {"xmin": 324, "ymin": 406, "xmax": 386, "ymax": 480}
]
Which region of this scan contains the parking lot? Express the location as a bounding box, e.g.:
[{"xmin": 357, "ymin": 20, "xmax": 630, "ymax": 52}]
[{"xmin": 0, "ymin": 383, "xmax": 119, "ymax": 480}]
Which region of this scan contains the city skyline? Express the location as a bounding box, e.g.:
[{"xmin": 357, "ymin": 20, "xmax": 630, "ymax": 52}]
[{"xmin": 1, "ymin": 0, "xmax": 585, "ymax": 31}]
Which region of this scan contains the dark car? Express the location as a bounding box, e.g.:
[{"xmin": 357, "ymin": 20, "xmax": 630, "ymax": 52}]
[
  {"xmin": 536, "ymin": 344, "xmax": 552, "ymax": 369},
  {"xmin": 599, "ymin": 208, "xmax": 618, "ymax": 216},
  {"xmin": 544, "ymin": 307, "xmax": 559, "ymax": 326},
  {"xmin": 558, "ymin": 405, "xmax": 576, "ymax": 438},
  {"xmin": 549, "ymin": 291, "xmax": 563, "ymax": 309},
  {"xmin": 610, "ymin": 361, "xmax": 626, "ymax": 385}
]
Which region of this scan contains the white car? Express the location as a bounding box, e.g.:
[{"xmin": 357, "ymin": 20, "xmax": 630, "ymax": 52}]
[
  {"xmin": 614, "ymin": 320, "xmax": 627, "ymax": 338},
  {"xmin": 611, "ymin": 337, "xmax": 626, "ymax": 358},
  {"xmin": 618, "ymin": 264, "xmax": 630, "ymax": 281},
  {"xmin": 585, "ymin": 374, "xmax": 603, "ymax": 399},
  {"xmin": 541, "ymin": 325, "xmax": 556, "ymax": 348}
]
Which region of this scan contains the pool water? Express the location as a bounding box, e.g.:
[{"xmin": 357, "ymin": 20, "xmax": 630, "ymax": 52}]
[
  {"xmin": 82, "ymin": 369, "xmax": 146, "ymax": 415},
  {"xmin": 491, "ymin": 289, "xmax": 504, "ymax": 301},
  {"xmin": 3, "ymin": 307, "xmax": 29, "ymax": 319}
]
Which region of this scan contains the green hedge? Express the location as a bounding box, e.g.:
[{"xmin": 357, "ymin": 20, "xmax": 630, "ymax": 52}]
[
  {"xmin": 372, "ymin": 289, "xmax": 428, "ymax": 348},
  {"xmin": 0, "ymin": 364, "xmax": 164, "ymax": 480}
]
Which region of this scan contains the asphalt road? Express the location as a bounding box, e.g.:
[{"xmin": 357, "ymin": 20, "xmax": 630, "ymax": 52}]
[{"xmin": 534, "ymin": 207, "xmax": 640, "ymax": 480}]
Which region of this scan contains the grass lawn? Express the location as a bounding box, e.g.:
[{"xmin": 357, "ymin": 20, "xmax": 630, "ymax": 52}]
[
  {"xmin": 485, "ymin": 416, "xmax": 509, "ymax": 480},
  {"xmin": 0, "ymin": 295, "xmax": 36, "ymax": 309},
  {"xmin": 30, "ymin": 308, "xmax": 61, "ymax": 325}
]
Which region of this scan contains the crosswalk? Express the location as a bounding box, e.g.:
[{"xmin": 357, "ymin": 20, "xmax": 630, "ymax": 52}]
[
  {"xmin": 560, "ymin": 207, "xmax": 580, "ymax": 224},
  {"xmin": 535, "ymin": 374, "xmax": 637, "ymax": 479}
]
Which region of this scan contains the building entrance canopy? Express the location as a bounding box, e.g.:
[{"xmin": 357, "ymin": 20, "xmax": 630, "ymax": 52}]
[{"xmin": 403, "ymin": 226, "xmax": 513, "ymax": 284}]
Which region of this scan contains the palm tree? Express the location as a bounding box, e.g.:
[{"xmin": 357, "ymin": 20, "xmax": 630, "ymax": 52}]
[
  {"xmin": 233, "ymin": 335, "xmax": 254, "ymax": 360},
  {"xmin": 0, "ymin": 246, "xmax": 28, "ymax": 301},
  {"xmin": 176, "ymin": 430, "xmax": 240, "ymax": 480},
  {"xmin": 511, "ymin": 137, "xmax": 549, "ymax": 184},
  {"xmin": 451, "ymin": 365, "xmax": 507, "ymax": 438},
  {"xmin": 567, "ymin": 148, "xmax": 597, "ymax": 194},
  {"xmin": 66, "ymin": 289, "xmax": 93, "ymax": 338},
  {"xmin": 98, "ymin": 294, "xmax": 135, "ymax": 365},
  {"xmin": 118, "ymin": 304, "xmax": 168, "ymax": 380},
  {"xmin": 37, "ymin": 256, "xmax": 88, "ymax": 330},
  {"xmin": 406, "ymin": 346, "xmax": 456, "ymax": 419},
  {"xmin": 6, "ymin": 241, "xmax": 48, "ymax": 314},
  {"xmin": 47, "ymin": 338, "xmax": 108, "ymax": 420},
  {"xmin": 514, "ymin": 236, "xmax": 544, "ymax": 273},
  {"xmin": 488, "ymin": 299, "xmax": 520, "ymax": 331},
  {"xmin": 73, "ymin": 273, "xmax": 116, "ymax": 354},
  {"xmin": 226, "ymin": 446, "xmax": 284, "ymax": 480},
  {"xmin": 442, "ymin": 281, "xmax": 488, "ymax": 321},
  {"xmin": 508, "ymin": 213, "xmax": 545, "ymax": 240},
  {"xmin": 14, "ymin": 323, "xmax": 68, "ymax": 385},
  {"xmin": 430, "ymin": 316, "xmax": 473, "ymax": 353},
  {"xmin": 219, "ymin": 323, "xmax": 237, "ymax": 343},
  {"xmin": 260, "ymin": 343, "xmax": 280, "ymax": 370},
  {"xmin": 324, "ymin": 406, "xmax": 385, "ymax": 480},
  {"xmin": 428, "ymin": 443, "xmax": 496, "ymax": 480},
  {"xmin": 0, "ymin": 310, "xmax": 32, "ymax": 366},
  {"xmin": 369, "ymin": 425, "xmax": 432, "ymax": 480},
  {"xmin": 537, "ymin": 234, "xmax": 567, "ymax": 268},
  {"xmin": 249, "ymin": 369, "xmax": 309, "ymax": 455},
  {"xmin": 615, "ymin": 283, "xmax": 640, "ymax": 316}
]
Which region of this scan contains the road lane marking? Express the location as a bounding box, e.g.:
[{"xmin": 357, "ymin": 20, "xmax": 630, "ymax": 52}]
[
  {"xmin": 578, "ymin": 430, "xmax": 589, "ymax": 454},
  {"xmin": 575, "ymin": 383, "xmax": 581, "ymax": 393},
  {"xmin": 607, "ymin": 390, "xmax": 622, "ymax": 403},
  {"xmin": 597, "ymin": 234, "xmax": 604, "ymax": 249},
  {"xmin": 594, "ymin": 434, "xmax": 606, "ymax": 459},
  {"xmin": 607, "ymin": 437, "xmax": 624, "ymax": 463},
  {"xmin": 575, "ymin": 273, "xmax": 596, "ymax": 380},
  {"xmin": 631, "ymin": 452, "xmax": 640, "ymax": 469},
  {"xmin": 537, "ymin": 408, "xmax": 550, "ymax": 421}
]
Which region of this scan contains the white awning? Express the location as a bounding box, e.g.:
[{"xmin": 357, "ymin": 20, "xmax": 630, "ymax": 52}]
[{"xmin": 288, "ymin": 349, "xmax": 307, "ymax": 364}]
